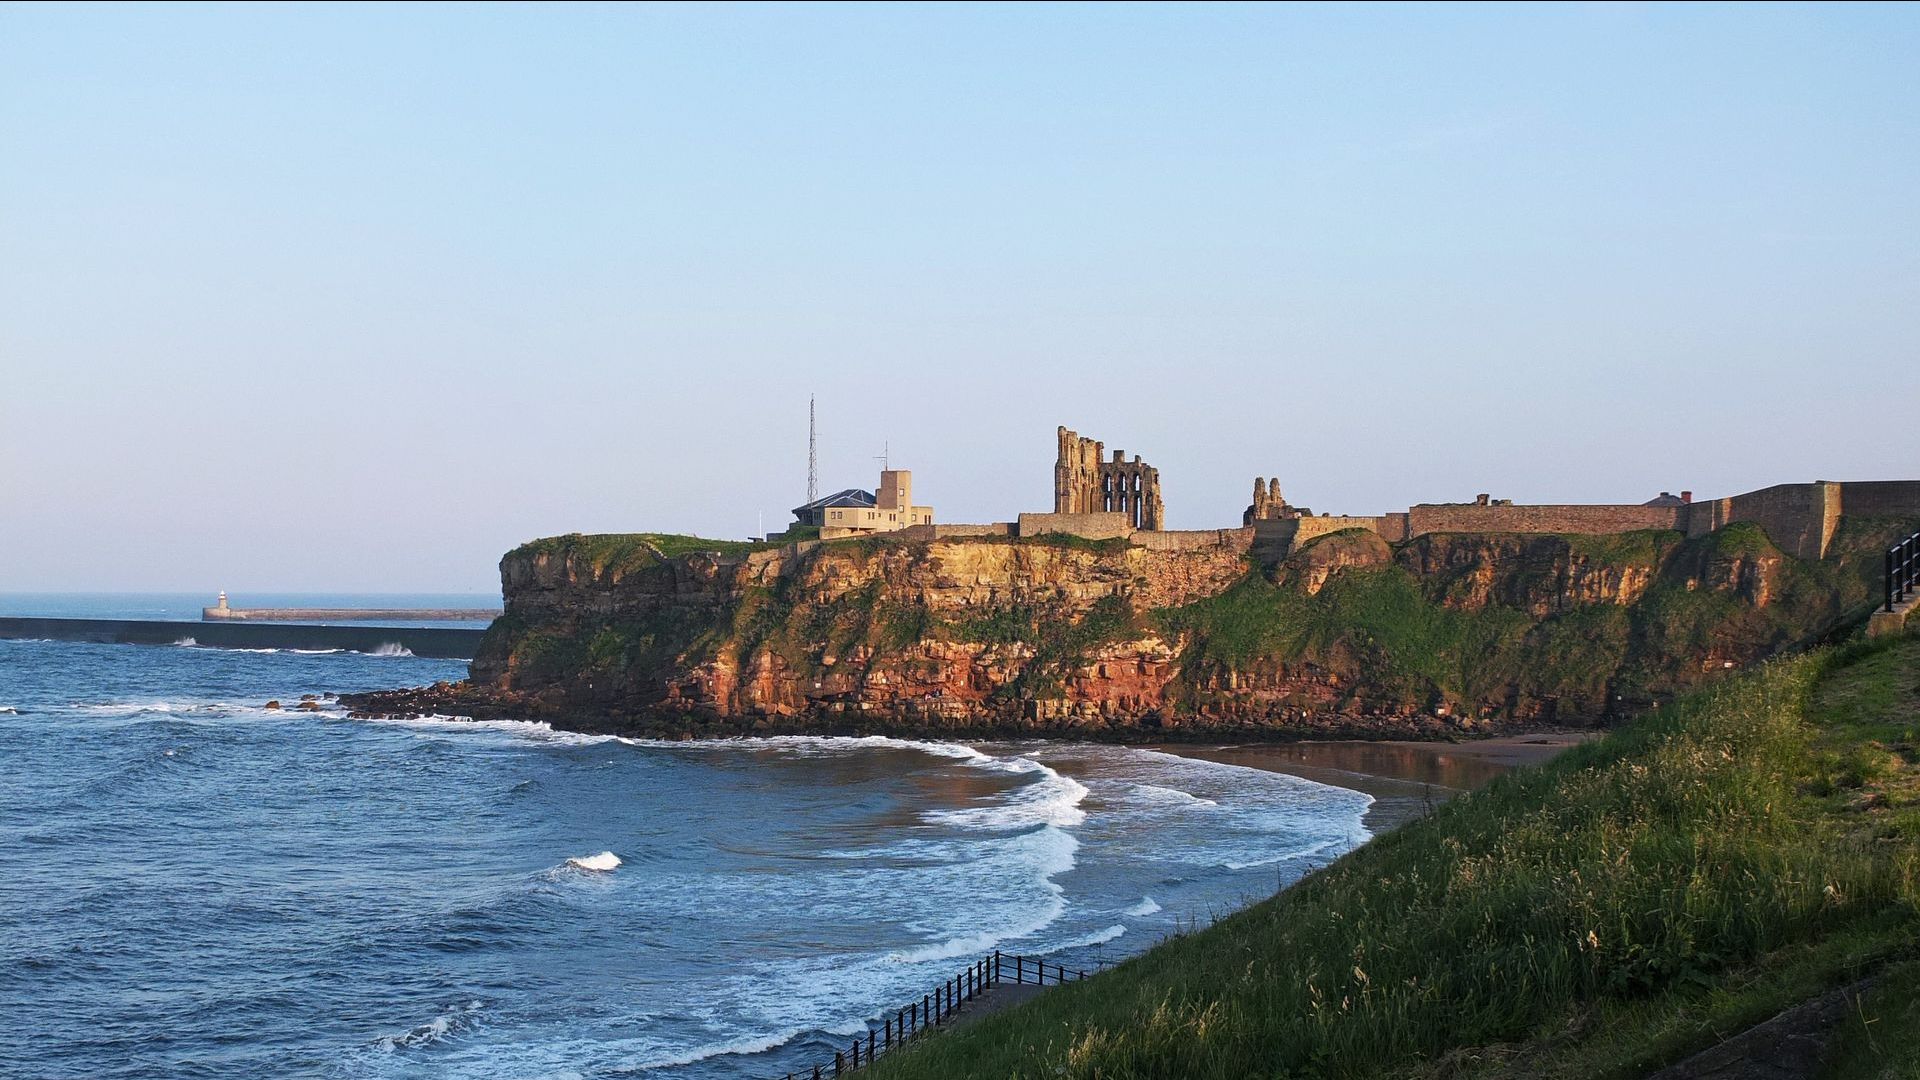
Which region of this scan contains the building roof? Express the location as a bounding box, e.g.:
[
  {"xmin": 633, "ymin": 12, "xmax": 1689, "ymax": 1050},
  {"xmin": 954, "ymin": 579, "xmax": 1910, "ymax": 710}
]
[{"xmin": 791, "ymin": 488, "xmax": 876, "ymax": 516}]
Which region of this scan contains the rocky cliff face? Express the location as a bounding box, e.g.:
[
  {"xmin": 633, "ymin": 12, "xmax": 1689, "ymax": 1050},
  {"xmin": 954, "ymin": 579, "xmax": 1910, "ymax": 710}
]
[{"xmin": 345, "ymin": 519, "xmax": 1910, "ymax": 740}]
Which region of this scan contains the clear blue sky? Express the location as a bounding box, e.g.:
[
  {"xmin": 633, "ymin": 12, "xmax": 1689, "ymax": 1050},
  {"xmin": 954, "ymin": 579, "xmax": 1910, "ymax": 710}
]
[{"xmin": 2, "ymin": 2, "xmax": 1914, "ymax": 592}]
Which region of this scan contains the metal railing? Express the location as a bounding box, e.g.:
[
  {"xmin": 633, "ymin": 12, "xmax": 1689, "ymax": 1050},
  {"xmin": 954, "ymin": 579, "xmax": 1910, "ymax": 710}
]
[
  {"xmin": 1889, "ymin": 531, "xmax": 1920, "ymax": 613},
  {"xmin": 778, "ymin": 950, "xmax": 1102, "ymax": 1079}
]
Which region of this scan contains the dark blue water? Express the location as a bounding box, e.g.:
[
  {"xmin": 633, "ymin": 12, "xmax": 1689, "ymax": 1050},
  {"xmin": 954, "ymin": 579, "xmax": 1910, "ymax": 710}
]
[{"xmin": 0, "ymin": 597, "xmax": 1372, "ymax": 1079}]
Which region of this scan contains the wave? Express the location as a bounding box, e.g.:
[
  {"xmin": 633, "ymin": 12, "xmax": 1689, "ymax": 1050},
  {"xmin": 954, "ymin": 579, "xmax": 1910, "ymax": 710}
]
[
  {"xmin": 368, "ymin": 642, "xmax": 414, "ymax": 657},
  {"xmin": 372, "ymin": 1000, "xmax": 484, "ymax": 1052},
  {"xmin": 624, "ymin": 733, "xmax": 1001, "ymax": 767},
  {"xmin": 172, "ymin": 637, "xmax": 197, "ymax": 647},
  {"xmin": 886, "ymin": 826, "xmax": 1079, "ymax": 963},
  {"xmin": 1053, "ymin": 923, "xmax": 1126, "ymax": 949},
  {"xmin": 567, "ymin": 851, "xmax": 621, "ymax": 872},
  {"xmin": 356, "ymin": 713, "xmax": 619, "ymax": 746},
  {"xmin": 0, "ymin": 705, "xmax": 17, "ymax": 715},
  {"xmin": 1223, "ymin": 836, "xmax": 1351, "ymax": 871},
  {"xmin": 1124, "ymin": 896, "xmax": 1161, "ymax": 917},
  {"xmin": 924, "ymin": 766, "xmax": 1089, "ymax": 830},
  {"xmin": 624, "ymin": 1028, "xmax": 810, "ymax": 1071},
  {"xmin": 1128, "ymin": 782, "xmax": 1219, "ymax": 809}
]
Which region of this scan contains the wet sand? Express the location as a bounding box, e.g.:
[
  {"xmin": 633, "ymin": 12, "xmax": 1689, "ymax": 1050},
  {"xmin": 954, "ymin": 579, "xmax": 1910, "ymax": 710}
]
[{"xmin": 1157, "ymin": 732, "xmax": 1597, "ymax": 832}]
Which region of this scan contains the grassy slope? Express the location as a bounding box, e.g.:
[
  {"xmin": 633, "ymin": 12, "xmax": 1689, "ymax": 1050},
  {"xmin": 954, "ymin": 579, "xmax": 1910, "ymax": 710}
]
[{"xmin": 870, "ymin": 634, "xmax": 1920, "ymax": 1080}]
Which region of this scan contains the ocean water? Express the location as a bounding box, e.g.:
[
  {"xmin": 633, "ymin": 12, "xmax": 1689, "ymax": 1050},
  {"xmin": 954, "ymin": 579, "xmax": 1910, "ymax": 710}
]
[
  {"xmin": 0, "ymin": 593, "xmax": 501, "ymax": 628},
  {"xmin": 0, "ymin": 597, "xmax": 1373, "ymax": 1079}
]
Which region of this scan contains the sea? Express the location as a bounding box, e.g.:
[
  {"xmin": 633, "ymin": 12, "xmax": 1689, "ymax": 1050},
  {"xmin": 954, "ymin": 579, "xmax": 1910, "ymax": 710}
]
[{"xmin": 0, "ymin": 595, "xmax": 1374, "ymax": 1080}]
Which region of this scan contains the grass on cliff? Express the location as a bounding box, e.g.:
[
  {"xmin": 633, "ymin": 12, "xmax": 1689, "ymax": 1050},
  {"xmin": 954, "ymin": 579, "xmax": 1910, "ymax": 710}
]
[
  {"xmin": 868, "ymin": 634, "xmax": 1920, "ymax": 1080},
  {"xmin": 510, "ymin": 532, "xmax": 769, "ymax": 576},
  {"xmin": 1156, "ymin": 523, "xmax": 1903, "ymax": 718}
]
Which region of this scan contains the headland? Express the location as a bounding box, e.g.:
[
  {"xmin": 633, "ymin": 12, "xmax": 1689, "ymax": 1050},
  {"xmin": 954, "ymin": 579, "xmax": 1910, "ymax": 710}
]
[{"xmin": 343, "ymin": 423, "xmax": 1920, "ymax": 743}]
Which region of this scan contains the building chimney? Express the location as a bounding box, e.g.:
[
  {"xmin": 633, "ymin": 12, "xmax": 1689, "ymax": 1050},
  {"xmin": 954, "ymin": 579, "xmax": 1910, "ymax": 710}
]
[{"xmin": 1681, "ymin": 490, "xmax": 1693, "ymax": 503}]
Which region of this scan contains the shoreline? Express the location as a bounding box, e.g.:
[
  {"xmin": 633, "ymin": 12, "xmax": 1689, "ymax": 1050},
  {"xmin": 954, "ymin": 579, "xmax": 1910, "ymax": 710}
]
[{"xmin": 1156, "ymin": 733, "xmax": 1596, "ymax": 832}]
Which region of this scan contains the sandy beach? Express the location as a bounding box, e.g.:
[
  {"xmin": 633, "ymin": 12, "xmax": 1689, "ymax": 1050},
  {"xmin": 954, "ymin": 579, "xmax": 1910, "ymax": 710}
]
[{"xmin": 1159, "ymin": 732, "xmax": 1598, "ymax": 832}]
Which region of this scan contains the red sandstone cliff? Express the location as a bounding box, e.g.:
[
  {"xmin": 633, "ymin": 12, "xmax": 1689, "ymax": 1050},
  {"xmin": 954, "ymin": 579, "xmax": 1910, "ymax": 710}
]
[{"xmin": 344, "ymin": 518, "xmax": 1908, "ymax": 740}]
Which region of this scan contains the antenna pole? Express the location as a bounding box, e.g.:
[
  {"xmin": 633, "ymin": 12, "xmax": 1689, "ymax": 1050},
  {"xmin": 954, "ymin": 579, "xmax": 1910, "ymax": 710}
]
[{"xmin": 807, "ymin": 396, "xmax": 818, "ymax": 503}]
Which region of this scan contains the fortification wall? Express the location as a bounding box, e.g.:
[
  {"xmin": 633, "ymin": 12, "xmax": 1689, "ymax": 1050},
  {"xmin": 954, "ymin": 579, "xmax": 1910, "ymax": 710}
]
[
  {"xmin": 1685, "ymin": 483, "xmax": 1831, "ymax": 558},
  {"xmin": 1681, "ymin": 480, "xmax": 1920, "ymax": 559},
  {"xmin": 1839, "ymin": 481, "xmax": 1920, "ymax": 519},
  {"xmin": 899, "ymin": 522, "xmax": 1016, "ymax": 540},
  {"xmin": 1295, "ymin": 516, "xmax": 1396, "ymax": 546},
  {"xmin": 1407, "ymin": 503, "xmax": 1683, "ymax": 538},
  {"xmin": 1249, "ymin": 517, "xmax": 1392, "ymax": 557},
  {"xmin": 1129, "ymin": 527, "xmax": 1255, "ymax": 554},
  {"xmin": 1016, "ymin": 512, "xmax": 1135, "ymax": 540}
]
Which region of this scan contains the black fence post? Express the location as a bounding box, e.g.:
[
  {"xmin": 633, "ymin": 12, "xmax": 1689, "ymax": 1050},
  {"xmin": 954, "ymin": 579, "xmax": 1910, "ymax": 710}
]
[
  {"xmin": 1890, "ymin": 547, "xmax": 1898, "ymax": 612},
  {"xmin": 835, "ymin": 1050, "xmax": 844, "ymax": 1076},
  {"xmin": 868, "ymin": 1029, "xmax": 875, "ymax": 1061}
]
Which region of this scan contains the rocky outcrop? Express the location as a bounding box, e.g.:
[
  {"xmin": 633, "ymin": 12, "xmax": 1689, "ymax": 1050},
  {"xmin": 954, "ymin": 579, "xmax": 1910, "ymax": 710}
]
[{"xmin": 343, "ymin": 519, "xmax": 1911, "ymax": 740}]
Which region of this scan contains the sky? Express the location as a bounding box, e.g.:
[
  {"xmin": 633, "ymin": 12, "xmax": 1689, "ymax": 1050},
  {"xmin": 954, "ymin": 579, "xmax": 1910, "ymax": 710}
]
[{"xmin": 2, "ymin": 2, "xmax": 1915, "ymax": 593}]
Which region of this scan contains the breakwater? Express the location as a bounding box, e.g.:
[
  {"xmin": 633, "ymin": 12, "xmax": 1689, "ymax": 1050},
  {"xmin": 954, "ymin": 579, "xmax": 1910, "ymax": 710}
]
[
  {"xmin": 0, "ymin": 617, "xmax": 485, "ymax": 660},
  {"xmin": 202, "ymin": 605, "xmax": 501, "ymax": 622}
]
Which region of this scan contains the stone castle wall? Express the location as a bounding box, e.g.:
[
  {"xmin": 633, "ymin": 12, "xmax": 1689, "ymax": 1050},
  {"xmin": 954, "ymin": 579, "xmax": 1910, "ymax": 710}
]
[
  {"xmin": 899, "ymin": 522, "xmax": 1016, "ymax": 540},
  {"xmin": 1129, "ymin": 527, "xmax": 1255, "ymax": 554},
  {"xmin": 1407, "ymin": 503, "xmax": 1685, "ymax": 539},
  {"xmin": 1016, "ymin": 512, "xmax": 1137, "ymax": 540}
]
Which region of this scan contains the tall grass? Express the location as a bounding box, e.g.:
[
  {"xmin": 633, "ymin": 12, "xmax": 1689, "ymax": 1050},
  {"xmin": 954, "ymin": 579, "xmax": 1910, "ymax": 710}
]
[{"xmin": 871, "ymin": 644, "xmax": 1920, "ymax": 1079}]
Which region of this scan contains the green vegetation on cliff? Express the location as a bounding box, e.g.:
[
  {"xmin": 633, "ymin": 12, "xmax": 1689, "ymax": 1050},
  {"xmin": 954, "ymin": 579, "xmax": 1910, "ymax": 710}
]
[
  {"xmin": 869, "ymin": 634, "xmax": 1920, "ymax": 1079},
  {"xmin": 511, "ymin": 531, "xmax": 769, "ymax": 574},
  {"xmin": 1155, "ymin": 522, "xmax": 1902, "ymax": 719}
]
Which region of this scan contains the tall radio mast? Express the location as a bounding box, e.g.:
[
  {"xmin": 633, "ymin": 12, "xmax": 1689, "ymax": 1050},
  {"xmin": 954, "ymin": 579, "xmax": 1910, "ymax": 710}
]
[{"xmin": 807, "ymin": 396, "xmax": 818, "ymax": 503}]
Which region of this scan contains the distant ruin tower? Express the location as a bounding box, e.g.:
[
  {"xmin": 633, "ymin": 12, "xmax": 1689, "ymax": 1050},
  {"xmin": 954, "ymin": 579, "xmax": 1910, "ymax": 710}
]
[
  {"xmin": 1053, "ymin": 425, "xmax": 1164, "ymax": 530},
  {"xmin": 1245, "ymin": 477, "xmax": 1296, "ymax": 524}
]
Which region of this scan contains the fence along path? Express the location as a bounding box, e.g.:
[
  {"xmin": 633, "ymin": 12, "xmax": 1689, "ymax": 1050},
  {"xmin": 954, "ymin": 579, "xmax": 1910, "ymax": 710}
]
[{"xmin": 776, "ymin": 950, "xmax": 1104, "ymax": 1079}]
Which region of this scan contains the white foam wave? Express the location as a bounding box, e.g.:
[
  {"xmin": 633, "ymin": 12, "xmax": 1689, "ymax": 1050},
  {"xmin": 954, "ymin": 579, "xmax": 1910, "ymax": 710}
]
[
  {"xmin": 1129, "ymin": 782, "xmax": 1219, "ymax": 808},
  {"xmin": 625, "ymin": 1028, "xmax": 805, "ymax": 1071},
  {"xmin": 0, "ymin": 706, "xmax": 18, "ymax": 715},
  {"xmin": 1125, "ymin": 896, "xmax": 1161, "ymax": 917},
  {"xmin": 373, "ymin": 1000, "xmax": 484, "ymax": 1052},
  {"xmin": 1055, "ymin": 923, "xmax": 1125, "ymax": 949},
  {"xmin": 358, "ymin": 714, "xmax": 620, "ymax": 746},
  {"xmin": 924, "ymin": 766, "xmax": 1089, "ymax": 831},
  {"xmin": 567, "ymin": 851, "xmax": 621, "ymax": 872},
  {"xmin": 887, "ymin": 826, "xmax": 1078, "ymax": 962},
  {"xmin": 622, "ymin": 733, "xmax": 1000, "ymax": 766},
  {"xmin": 1223, "ymin": 836, "xmax": 1349, "ymax": 871},
  {"xmin": 290, "ymin": 648, "xmax": 347, "ymax": 654},
  {"xmin": 368, "ymin": 642, "xmax": 415, "ymax": 657},
  {"xmin": 172, "ymin": 636, "xmax": 198, "ymax": 647}
]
